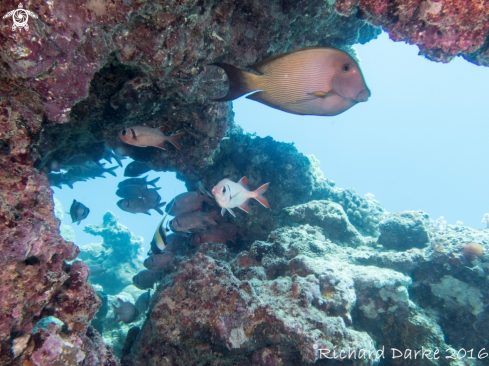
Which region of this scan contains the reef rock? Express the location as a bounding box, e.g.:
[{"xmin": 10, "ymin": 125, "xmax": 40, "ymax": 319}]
[
  {"xmin": 80, "ymin": 211, "xmax": 146, "ymax": 295},
  {"xmin": 377, "ymin": 210, "xmax": 431, "ymax": 251}
]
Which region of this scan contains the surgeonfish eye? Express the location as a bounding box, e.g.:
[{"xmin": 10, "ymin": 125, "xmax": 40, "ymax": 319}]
[
  {"xmin": 122, "ymin": 129, "xmax": 127, "ymax": 136},
  {"xmin": 342, "ymin": 64, "xmax": 350, "ymax": 72}
]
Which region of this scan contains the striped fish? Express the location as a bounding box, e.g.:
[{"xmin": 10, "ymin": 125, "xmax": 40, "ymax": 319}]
[{"xmin": 212, "ymin": 47, "xmax": 370, "ymax": 116}]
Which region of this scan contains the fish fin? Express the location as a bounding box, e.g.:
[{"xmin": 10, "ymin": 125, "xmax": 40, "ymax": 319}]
[
  {"xmin": 67, "ymin": 183, "xmax": 73, "ymax": 189},
  {"xmin": 237, "ymin": 176, "xmax": 249, "ymax": 190},
  {"xmin": 221, "ymin": 208, "xmax": 226, "ymax": 216},
  {"xmin": 253, "ymin": 183, "xmax": 270, "ymax": 208},
  {"xmin": 155, "ymin": 143, "xmax": 166, "ymax": 150},
  {"xmin": 77, "ymin": 221, "xmax": 81, "ymax": 225},
  {"xmin": 107, "ymin": 166, "xmax": 117, "ymax": 177},
  {"xmin": 159, "ymin": 126, "xmax": 165, "ymax": 133},
  {"xmin": 238, "ymin": 199, "xmax": 250, "ymax": 213},
  {"xmin": 168, "ymin": 132, "xmax": 184, "ymax": 150},
  {"xmin": 227, "ymin": 207, "xmax": 236, "ymax": 217},
  {"xmin": 148, "ymin": 177, "xmax": 160, "ymax": 187},
  {"xmin": 130, "ymin": 128, "xmax": 137, "ymax": 140},
  {"xmin": 144, "ymin": 211, "xmax": 151, "ymax": 216},
  {"xmin": 308, "ymin": 90, "xmax": 333, "ymax": 98},
  {"xmin": 210, "ymin": 62, "xmax": 259, "ymax": 101}
]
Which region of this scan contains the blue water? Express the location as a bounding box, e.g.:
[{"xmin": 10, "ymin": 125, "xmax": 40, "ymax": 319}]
[{"xmin": 54, "ymin": 32, "xmax": 489, "ymax": 249}]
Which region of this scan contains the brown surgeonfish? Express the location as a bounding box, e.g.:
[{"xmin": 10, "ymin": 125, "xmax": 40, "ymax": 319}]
[
  {"xmin": 212, "ymin": 47, "xmax": 370, "ymax": 116},
  {"xmin": 119, "ymin": 126, "xmax": 184, "ymax": 150}
]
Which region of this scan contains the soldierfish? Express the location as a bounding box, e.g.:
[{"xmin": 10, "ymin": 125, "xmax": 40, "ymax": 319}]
[
  {"xmin": 119, "ymin": 126, "xmax": 184, "ymax": 150},
  {"xmin": 113, "ymin": 298, "xmax": 139, "ymax": 323},
  {"xmin": 117, "ymin": 197, "xmax": 166, "ymax": 215},
  {"xmin": 165, "ymin": 190, "xmax": 214, "ymax": 216},
  {"xmin": 212, "ymin": 47, "xmax": 370, "ymax": 116},
  {"xmin": 124, "ymin": 161, "xmax": 151, "ymax": 177},
  {"xmin": 190, "ymin": 222, "xmax": 239, "ymax": 246},
  {"xmin": 118, "ymin": 176, "xmax": 160, "ymax": 189},
  {"xmin": 169, "ymin": 210, "xmax": 220, "ymax": 233},
  {"xmin": 70, "ymin": 199, "xmax": 90, "ymax": 225},
  {"xmin": 133, "ymin": 270, "xmax": 161, "ymax": 290},
  {"xmin": 143, "ymin": 252, "xmax": 175, "ymax": 271},
  {"xmin": 211, "ymin": 177, "xmax": 269, "ymax": 217}
]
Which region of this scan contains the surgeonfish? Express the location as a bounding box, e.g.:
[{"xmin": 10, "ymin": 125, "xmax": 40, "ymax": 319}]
[
  {"xmin": 132, "ymin": 270, "xmax": 161, "ymax": 290},
  {"xmin": 135, "ymin": 290, "xmax": 151, "ymax": 315},
  {"xmin": 70, "ymin": 199, "xmax": 90, "ymax": 225},
  {"xmin": 211, "ymin": 47, "xmax": 370, "ymax": 116},
  {"xmin": 118, "ymin": 176, "xmax": 160, "ymax": 189},
  {"xmin": 211, "ymin": 177, "xmax": 269, "ymax": 217},
  {"xmin": 143, "ymin": 252, "xmax": 175, "ymax": 271},
  {"xmin": 124, "ymin": 161, "xmax": 151, "ymax": 177},
  {"xmin": 112, "ymin": 298, "xmax": 139, "ymax": 324},
  {"xmin": 119, "ymin": 126, "xmax": 184, "ymax": 150}
]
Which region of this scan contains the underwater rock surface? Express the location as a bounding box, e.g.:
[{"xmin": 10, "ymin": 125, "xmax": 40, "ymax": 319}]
[
  {"xmin": 79, "ymin": 211, "xmax": 146, "ymax": 295},
  {"xmin": 1, "ymin": 0, "xmax": 489, "ymax": 364}
]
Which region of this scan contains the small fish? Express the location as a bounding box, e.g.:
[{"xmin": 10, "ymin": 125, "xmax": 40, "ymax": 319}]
[
  {"xmin": 169, "ymin": 210, "xmax": 220, "ymax": 233},
  {"xmin": 103, "ymin": 147, "xmax": 125, "ymax": 168},
  {"xmin": 118, "ymin": 176, "xmax": 160, "ymax": 189},
  {"xmin": 144, "ymin": 252, "xmax": 175, "ymax": 271},
  {"xmin": 117, "ymin": 197, "xmax": 166, "ymax": 215},
  {"xmin": 119, "ymin": 126, "xmax": 184, "ymax": 150},
  {"xmin": 141, "ymin": 189, "xmax": 162, "ymax": 207},
  {"xmin": 47, "ymin": 172, "xmax": 87, "ymax": 189},
  {"xmin": 133, "ymin": 270, "xmax": 161, "ymax": 290},
  {"xmin": 70, "ymin": 199, "xmax": 90, "ymax": 225},
  {"xmin": 112, "ymin": 298, "xmax": 139, "ymax": 323},
  {"xmin": 61, "ymin": 154, "xmax": 92, "ymax": 169},
  {"xmin": 116, "ymin": 185, "xmax": 160, "ymax": 199},
  {"xmin": 88, "ymin": 264, "xmax": 107, "ymax": 278},
  {"xmin": 212, "ymin": 47, "xmax": 370, "ymax": 116},
  {"xmin": 211, "ymin": 177, "xmax": 269, "ymax": 217},
  {"xmin": 135, "ymin": 290, "xmax": 151, "ymax": 315},
  {"xmin": 190, "ymin": 222, "xmax": 239, "ymax": 246},
  {"xmin": 165, "ymin": 190, "xmax": 214, "ymax": 216},
  {"xmin": 67, "ymin": 162, "xmax": 117, "ymax": 179},
  {"xmin": 124, "ymin": 161, "xmax": 152, "ymax": 177}
]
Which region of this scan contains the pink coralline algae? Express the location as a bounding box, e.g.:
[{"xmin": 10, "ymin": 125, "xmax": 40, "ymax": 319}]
[{"xmin": 335, "ymin": 0, "xmax": 489, "ymax": 64}]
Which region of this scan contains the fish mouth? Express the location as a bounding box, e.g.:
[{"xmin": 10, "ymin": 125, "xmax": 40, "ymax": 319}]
[{"xmin": 355, "ymin": 89, "xmax": 370, "ymax": 103}]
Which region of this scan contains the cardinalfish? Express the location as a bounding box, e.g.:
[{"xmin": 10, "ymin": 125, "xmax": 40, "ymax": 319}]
[
  {"xmin": 211, "ymin": 177, "xmax": 269, "ymax": 217},
  {"xmin": 212, "ymin": 47, "xmax": 370, "ymax": 116},
  {"xmin": 119, "ymin": 126, "xmax": 184, "ymax": 150}
]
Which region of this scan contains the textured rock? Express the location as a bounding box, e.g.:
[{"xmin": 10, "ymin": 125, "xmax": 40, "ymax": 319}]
[
  {"xmin": 80, "ymin": 211, "xmax": 146, "ymax": 295},
  {"xmin": 335, "ymin": 0, "xmax": 489, "ymax": 65},
  {"xmin": 377, "ymin": 210, "xmax": 431, "ymax": 250}
]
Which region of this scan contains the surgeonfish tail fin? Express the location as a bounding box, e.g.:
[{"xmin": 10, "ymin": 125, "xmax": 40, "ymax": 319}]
[
  {"xmin": 253, "ymin": 183, "xmax": 270, "ymax": 208},
  {"xmin": 169, "ymin": 132, "xmax": 184, "ymax": 150},
  {"xmin": 210, "ymin": 62, "xmax": 259, "ymax": 101},
  {"xmin": 148, "ymin": 177, "xmax": 160, "ymax": 187}
]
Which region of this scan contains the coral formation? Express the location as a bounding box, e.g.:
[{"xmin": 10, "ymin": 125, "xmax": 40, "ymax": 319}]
[
  {"xmin": 79, "ymin": 211, "xmax": 146, "ymax": 295},
  {"xmin": 2, "ymin": 0, "xmax": 489, "ymax": 363}
]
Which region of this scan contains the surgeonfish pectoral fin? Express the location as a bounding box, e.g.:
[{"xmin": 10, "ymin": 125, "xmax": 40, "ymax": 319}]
[
  {"xmin": 238, "ymin": 199, "xmax": 250, "ymax": 213},
  {"xmin": 308, "ymin": 91, "xmax": 333, "ymax": 98},
  {"xmin": 227, "ymin": 208, "xmax": 236, "ymax": 217},
  {"xmin": 253, "ymin": 183, "xmax": 270, "ymax": 208}
]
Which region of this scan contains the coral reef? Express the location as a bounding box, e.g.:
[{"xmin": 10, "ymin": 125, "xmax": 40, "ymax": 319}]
[
  {"xmin": 377, "ymin": 210, "xmax": 431, "ymax": 250},
  {"xmin": 2, "ymin": 0, "xmax": 489, "ymax": 363},
  {"xmin": 79, "ymin": 211, "xmax": 146, "ymax": 295}
]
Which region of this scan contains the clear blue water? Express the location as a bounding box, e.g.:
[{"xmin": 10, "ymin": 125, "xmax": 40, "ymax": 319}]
[{"xmin": 54, "ymin": 32, "xmax": 489, "ymax": 250}]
